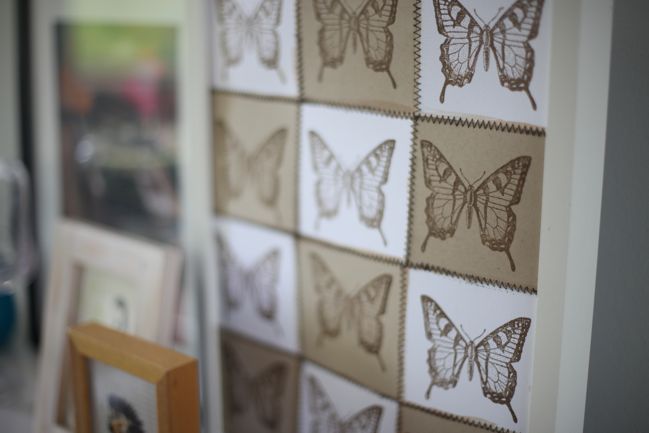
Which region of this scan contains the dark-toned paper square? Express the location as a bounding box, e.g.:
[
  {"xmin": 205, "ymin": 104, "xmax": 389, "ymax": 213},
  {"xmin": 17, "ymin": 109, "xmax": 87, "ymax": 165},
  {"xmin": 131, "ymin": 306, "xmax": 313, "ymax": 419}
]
[
  {"xmin": 408, "ymin": 120, "xmax": 545, "ymax": 289},
  {"xmin": 299, "ymin": 0, "xmax": 417, "ymax": 113},
  {"xmin": 298, "ymin": 239, "xmax": 402, "ymax": 398},
  {"xmin": 221, "ymin": 330, "xmax": 300, "ymax": 433},
  {"xmin": 212, "ymin": 92, "xmax": 299, "ymax": 232},
  {"xmin": 400, "ymin": 404, "xmax": 493, "ymax": 433}
]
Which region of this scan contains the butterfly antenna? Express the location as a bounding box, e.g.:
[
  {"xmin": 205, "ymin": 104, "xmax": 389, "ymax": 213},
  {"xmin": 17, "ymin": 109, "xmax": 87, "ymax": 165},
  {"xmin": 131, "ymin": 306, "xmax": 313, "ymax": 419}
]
[
  {"xmin": 458, "ymin": 168, "xmax": 471, "ymax": 185},
  {"xmin": 487, "ymin": 7, "xmax": 504, "ymax": 26},
  {"xmin": 378, "ymin": 227, "xmax": 387, "ymax": 246},
  {"xmin": 506, "ymin": 249, "xmax": 516, "ymax": 272},
  {"xmin": 473, "ymin": 9, "xmax": 487, "ymax": 27},
  {"xmin": 421, "ymin": 234, "xmax": 431, "ymax": 252},
  {"xmin": 425, "ymin": 382, "xmax": 434, "ymax": 399},
  {"xmin": 386, "ymin": 70, "xmax": 397, "ymax": 89},
  {"xmin": 507, "ymin": 402, "xmax": 519, "ymax": 423},
  {"xmin": 525, "ymin": 88, "xmax": 538, "ymax": 110},
  {"xmin": 472, "ymin": 171, "xmax": 487, "ymax": 186}
]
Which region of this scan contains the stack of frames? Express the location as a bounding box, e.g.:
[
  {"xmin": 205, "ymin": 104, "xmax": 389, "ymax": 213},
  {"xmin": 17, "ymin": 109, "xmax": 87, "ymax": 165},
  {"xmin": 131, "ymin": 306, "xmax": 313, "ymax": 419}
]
[{"xmin": 209, "ymin": 0, "xmax": 549, "ymax": 432}]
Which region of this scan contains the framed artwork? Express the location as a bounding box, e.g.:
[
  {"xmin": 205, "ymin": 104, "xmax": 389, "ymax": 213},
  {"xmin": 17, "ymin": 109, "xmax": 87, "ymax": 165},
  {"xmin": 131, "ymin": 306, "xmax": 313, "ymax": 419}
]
[
  {"xmin": 34, "ymin": 219, "xmax": 182, "ymax": 433},
  {"xmin": 68, "ymin": 323, "xmax": 199, "ymax": 433}
]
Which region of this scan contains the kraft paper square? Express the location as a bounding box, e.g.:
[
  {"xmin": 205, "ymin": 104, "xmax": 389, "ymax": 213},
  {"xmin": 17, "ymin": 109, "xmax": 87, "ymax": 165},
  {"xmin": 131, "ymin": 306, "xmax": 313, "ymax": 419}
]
[
  {"xmin": 209, "ymin": 0, "xmax": 299, "ymax": 97},
  {"xmin": 298, "ymin": 239, "xmax": 402, "ymax": 398},
  {"xmin": 213, "ymin": 92, "xmax": 299, "ymax": 232},
  {"xmin": 299, "ymin": 361, "xmax": 399, "ymax": 433},
  {"xmin": 300, "ymin": 0, "xmax": 417, "ymax": 112},
  {"xmin": 403, "ymin": 269, "xmax": 537, "ymax": 432},
  {"xmin": 418, "ymin": 0, "xmax": 552, "ymax": 127},
  {"xmin": 400, "ymin": 404, "xmax": 493, "ymax": 433},
  {"xmin": 409, "ymin": 120, "xmax": 544, "ymax": 289},
  {"xmin": 221, "ymin": 330, "xmax": 300, "ymax": 433},
  {"xmin": 214, "ymin": 216, "xmax": 299, "ymax": 353}
]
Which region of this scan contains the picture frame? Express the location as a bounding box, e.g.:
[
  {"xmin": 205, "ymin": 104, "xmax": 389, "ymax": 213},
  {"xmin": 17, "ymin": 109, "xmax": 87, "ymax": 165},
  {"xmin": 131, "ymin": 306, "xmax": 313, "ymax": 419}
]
[
  {"xmin": 68, "ymin": 322, "xmax": 199, "ymax": 433},
  {"xmin": 34, "ymin": 219, "xmax": 182, "ymax": 433}
]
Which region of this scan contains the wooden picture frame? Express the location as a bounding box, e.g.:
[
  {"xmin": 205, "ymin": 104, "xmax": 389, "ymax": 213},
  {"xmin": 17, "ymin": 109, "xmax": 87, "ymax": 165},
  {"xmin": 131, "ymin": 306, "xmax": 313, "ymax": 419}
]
[
  {"xmin": 34, "ymin": 219, "xmax": 182, "ymax": 433},
  {"xmin": 68, "ymin": 323, "xmax": 200, "ymax": 433}
]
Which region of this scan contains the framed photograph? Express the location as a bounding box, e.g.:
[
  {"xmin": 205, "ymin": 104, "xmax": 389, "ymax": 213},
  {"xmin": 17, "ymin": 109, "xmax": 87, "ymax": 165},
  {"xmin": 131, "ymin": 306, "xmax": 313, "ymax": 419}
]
[
  {"xmin": 68, "ymin": 322, "xmax": 199, "ymax": 433},
  {"xmin": 34, "ymin": 219, "xmax": 182, "ymax": 433}
]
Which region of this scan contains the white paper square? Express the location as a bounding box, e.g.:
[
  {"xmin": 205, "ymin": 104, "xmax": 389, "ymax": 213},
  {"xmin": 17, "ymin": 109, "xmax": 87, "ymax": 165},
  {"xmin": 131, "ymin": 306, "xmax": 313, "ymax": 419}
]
[
  {"xmin": 419, "ymin": 0, "xmax": 552, "ymax": 126},
  {"xmin": 403, "ymin": 269, "xmax": 537, "ymax": 432},
  {"xmin": 214, "ymin": 216, "xmax": 299, "ymax": 353},
  {"xmin": 299, "ymin": 361, "xmax": 399, "ymax": 433},
  {"xmin": 209, "ymin": 0, "xmax": 299, "ymax": 97},
  {"xmin": 299, "ymin": 104, "xmax": 412, "ymax": 259}
]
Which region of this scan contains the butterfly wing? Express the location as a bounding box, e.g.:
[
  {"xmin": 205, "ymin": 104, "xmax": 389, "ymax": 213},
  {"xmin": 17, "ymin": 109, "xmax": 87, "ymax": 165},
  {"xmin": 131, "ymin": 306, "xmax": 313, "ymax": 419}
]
[
  {"xmin": 310, "ymin": 131, "xmax": 345, "ymax": 220},
  {"xmin": 474, "ymin": 317, "xmax": 531, "ymax": 423},
  {"xmin": 214, "ymin": 121, "xmax": 247, "ymax": 200},
  {"xmin": 350, "ymin": 139, "xmax": 395, "ymax": 230},
  {"xmin": 308, "ymin": 375, "xmax": 342, "ymax": 433},
  {"xmin": 353, "ymin": 274, "xmax": 392, "ymax": 356},
  {"xmin": 250, "ymin": 128, "xmax": 286, "ymax": 206},
  {"xmin": 357, "ymin": 0, "xmax": 397, "ymax": 73},
  {"xmin": 251, "ymin": 362, "xmax": 287, "ymax": 429},
  {"xmin": 473, "ymin": 156, "xmax": 531, "ymax": 271},
  {"xmin": 490, "ymin": 0, "xmax": 544, "ymax": 109},
  {"xmin": 215, "ymin": 0, "xmax": 247, "ymax": 66},
  {"xmin": 216, "ymin": 233, "xmax": 246, "ymax": 310},
  {"xmin": 313, "ymin": 0, "xmax": 353, "ymax": 71},
  {"xmin": 249, "ymin": 249, "xmax": 281, "ymax": 321},
  {"xmin": 252, "ymin": 0, "xmax": 283, "ymax": 68},
  {"xmin": 341, "ymin": 405, "xmax": 383, "ymax": 433},
  {"xmin": 222, "ymin": 342, "xmax": 250, "ymax": 414},
  {"xmin": 420, "ymin": 140, "xmax": 467, "ymax": 250},
  {"xmin": 420, "ymin": 295, "xmax": 468, "ymax": 393},
  {"xmin": 310, "ymin": 253, "xmax": 347, "ymax": 339},
  {"xmin": 432, "ymin": 0, "xmax": 483, "ymax": 102}
]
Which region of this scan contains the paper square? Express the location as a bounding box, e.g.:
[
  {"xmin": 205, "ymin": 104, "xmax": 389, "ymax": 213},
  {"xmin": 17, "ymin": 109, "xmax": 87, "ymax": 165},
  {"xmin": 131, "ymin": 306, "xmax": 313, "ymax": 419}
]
[
  {"xmin": 419, "ymin": 0, "xmax": 552, "ymax": 126},
  {"xmin": 214, "ymin": 216, "xmax": 299, "ymax": 352},
  {"xmin": 400, "ymin": 403, "xmax": 493, "ymax": 433},
  {"xmin": 403, "ymin": 269, "xmax": 537, "ymax": 432},
  {"xmin": 299, "ymin": 104, "xmax": 413, "ymax": 259},
  {"xmin": 299, "ymin": 361, "xmax": 399, "ymax": 433},
  {"xmin": 209, "ymin": 0, "xmax": 299, "ymax": 97}
]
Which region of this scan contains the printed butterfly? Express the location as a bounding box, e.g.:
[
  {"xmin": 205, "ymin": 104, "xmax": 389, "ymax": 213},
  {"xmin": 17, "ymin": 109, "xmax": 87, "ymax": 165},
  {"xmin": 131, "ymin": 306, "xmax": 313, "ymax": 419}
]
[
  {"xmin": 217, "ymin": 233, "xmax": 280, "ymax": 324},
  {"xmin": 308, "ymin": 375, "xmax": 383, "ymax": 433},
  {"xmin": 310, "ymin": 131, "xmax": 395, "ymax": 245},
  {"xmin": 433, "ymin": 0, "xmax": 544, "ymax": 109},
  {"xmin": 223, "ymin": 342, "xmax": 288, "ymax": 430},
  {"xmin": 420, "ymin": 295, "xmax": 531, "ymax": 423},
  {"xmin": 313, "ymin": 0, "xmax": 398, "ymax": 88},
  {"xmin": 215, "ymin": 0, "xmax": 285, "ymax": 80},
  {"xmin": 310, "ymin": 253, "xmax": 391, "ymax": 370},
  {"xmin": 215, "ymin": 121, "xmax": 286, "ymax": 210},
  {"xmin": 420, "ymin": 140, "xmax": 531, "ymax": 271}
]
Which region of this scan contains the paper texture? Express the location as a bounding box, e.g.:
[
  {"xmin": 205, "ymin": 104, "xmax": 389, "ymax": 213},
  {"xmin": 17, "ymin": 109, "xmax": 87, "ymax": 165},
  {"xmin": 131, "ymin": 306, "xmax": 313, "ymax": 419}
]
[
  {"xmin": 214, "ymin": 216, "xmax": 300, "ymax": 352},
  {"xmin": 299, "ymin": 104, "xmax": 412, "ymax": 259},
  {"xmin": 418, "ymin": 0, "xmax": 552, "ymax": 126},
  {"xmin": 403, "ymin": 269, "xmax": 536, "ymax": 432},
  {"xmin": 298, "ymin": 239, "xmax": 401, "ymax": 398},
  {"xmin": 300, "ymin": 0, "xmax": 416, "ymax": 112},
  {"xmin": 213, "ymin": 92, "xmax": 299, "ymax": 232},
  {"xmin": 409, "ymin": 119, "xmax": 544, "ymax": 289},
  {"xmin": 221, "ymin": 330, "xmax": 299, "ymax": 433},
  {"xmin": 299, "ymin": 361, "xmax": 399, "ymax": 433},
  {"xmin": 209, "ymin": 0, "xmax": 299, "ymax": 97}
]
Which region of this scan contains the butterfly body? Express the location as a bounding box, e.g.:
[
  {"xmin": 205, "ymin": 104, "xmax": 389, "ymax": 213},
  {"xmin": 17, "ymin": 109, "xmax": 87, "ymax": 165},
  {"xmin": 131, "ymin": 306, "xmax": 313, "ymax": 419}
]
[{"xmin": 421, "ymin": 295, "xmax": 531, "ymax": 423}]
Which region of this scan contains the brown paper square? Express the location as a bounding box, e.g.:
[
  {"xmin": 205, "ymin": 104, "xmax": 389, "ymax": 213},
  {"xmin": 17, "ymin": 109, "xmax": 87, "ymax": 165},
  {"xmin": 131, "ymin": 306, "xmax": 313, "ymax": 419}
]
[
  {"xmin": 408, "ymin": 120, "xmax": 545, "ymax": 289},
  {"xmin": 400, "ymin": 404, "xmax": 493, "ymax": 433},
  {"xmin": 298, "ymin": 239, "xmax": 402, "ymax": 398},
  {"xmin": 212, "ymin": 92, "xmax": 299, "ymax": 231},
  {"xmin": 299, "ymin": 0, "xmax": 417, "ymax": 113},
  {"xmin": 220, "ymin": 330, "xmax": 300, "ymax": 433}
]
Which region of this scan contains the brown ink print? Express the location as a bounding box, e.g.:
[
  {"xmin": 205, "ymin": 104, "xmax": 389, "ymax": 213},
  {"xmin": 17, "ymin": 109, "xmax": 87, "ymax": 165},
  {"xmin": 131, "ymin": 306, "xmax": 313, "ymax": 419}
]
[
  {"xmin": 310, "ymin": 253, "xmax": 391, "ymax": 371},
  {"xmin": 420, "ymin": 295, "xmax": 531, "ymax": 423},
  {"xmin": 313, "ymin": 0, "xmax": 398, "ymax": 88},
  {"xmin": 308, "ymin": 375, "xmax": 383, "ymax": 433},
  {"xmin": 432, "ymin": 0, "xmax": 544, "ymax": 109},
  {"xmin": 420, "ymin": 140, "xmax": 531, "ymax": 271},
  {"xmin": 215, "ymin": 0, "xmax": 286, "ymax": 82},
  {"xmin": 223, "ymin": 342, "xmax": 288, "ymax": 430},
  {"xmin": 310, "ymin": 131, "xmax": 395, "ymax": 245}
]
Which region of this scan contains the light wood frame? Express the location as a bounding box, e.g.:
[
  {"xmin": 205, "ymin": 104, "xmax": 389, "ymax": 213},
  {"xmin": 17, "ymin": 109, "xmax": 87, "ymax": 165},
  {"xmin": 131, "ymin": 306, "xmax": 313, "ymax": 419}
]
[
  {"xmin": 34, "ymin": 219, "xmax": 182, "ymax": 433},
  {"xmin": 68, "ymin": 323, "xmax": 200, "ymax": 433}
]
